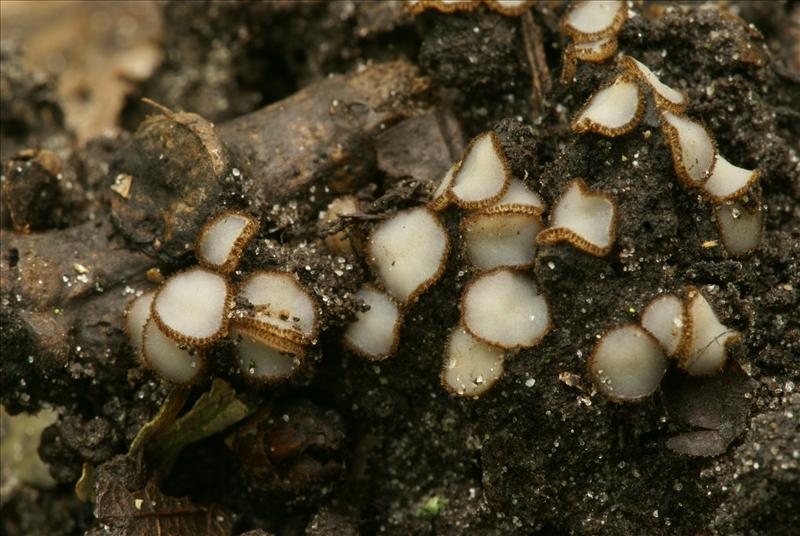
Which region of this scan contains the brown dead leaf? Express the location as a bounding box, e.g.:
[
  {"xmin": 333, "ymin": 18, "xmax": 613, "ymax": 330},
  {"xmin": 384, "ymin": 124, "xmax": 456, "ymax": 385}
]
[{"xmin": 89, "ymin": 456, "xmax": 233, "ymax": 536}]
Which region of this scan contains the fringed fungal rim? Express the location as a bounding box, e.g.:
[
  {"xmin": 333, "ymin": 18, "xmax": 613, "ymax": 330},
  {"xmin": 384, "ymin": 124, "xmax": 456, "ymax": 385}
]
[
  {"xmin": 536, "ymin": 178, "xmax": 617, "ymax": 256},
  {"xmin": 195, "ymin": 210, "xmax": 259, "ymax": 274},
  {"xmin": 449, "ymin": 131, "xmax": 512, "ymax": 210},
  {"xmin": 151, "ymin": 267, "xmax": 233, "ymax": 347},
  {"xmin": 571, "ymin": 73, "xmax": 645, "ymax": 137}
]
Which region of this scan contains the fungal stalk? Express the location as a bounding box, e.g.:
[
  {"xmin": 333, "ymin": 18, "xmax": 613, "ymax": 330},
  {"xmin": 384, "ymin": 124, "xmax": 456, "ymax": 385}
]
[{"xmin": 715, "ymin": 201, "xmax": 763, "ymax": 256}]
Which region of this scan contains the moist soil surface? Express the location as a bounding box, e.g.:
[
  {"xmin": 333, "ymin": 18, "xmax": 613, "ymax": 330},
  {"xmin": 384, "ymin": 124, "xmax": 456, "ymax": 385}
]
[{"xmin": 1, "ymin": 2, "xmax": 798, "ymax": 535}]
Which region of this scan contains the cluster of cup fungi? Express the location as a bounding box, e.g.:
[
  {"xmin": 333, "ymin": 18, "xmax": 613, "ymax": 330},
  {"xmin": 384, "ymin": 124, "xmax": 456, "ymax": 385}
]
[
  {"xmin": 126, "ymin": 211, "xmax": 321, "ymax": 385},
  {"xmin": 125, "ymin": 0, "xmax": 759, "ymax": 405}
]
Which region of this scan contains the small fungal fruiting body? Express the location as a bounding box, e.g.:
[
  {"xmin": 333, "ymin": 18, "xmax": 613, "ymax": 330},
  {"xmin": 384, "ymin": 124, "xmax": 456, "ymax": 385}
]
[
  {"xmin": 715, "ymin": 200, "xmax": 763, "ymax": 257},
  {"xmin": 536, "ymin": 178, "xmax": 617, "ymax": 256},
  {"xmin": 561, "ymin": 0, "xmax": 627, "ymax": 41},
  {"xmin": 366, "ymin": 206, "xmax": 450, "ymax": 305},
  {"xmin": 449, "ymin": 131, "xmax": 511, "ymax": 209},
  {"xmin": 151, "ymin": 267, "xmax": 232, "ymax": 346},
  {"xmin": 678, "ymin": 288, "xmax": 740, "ymax": 376},
  {"xmin": 560, "ymin": 0, "xmax": 627, "ymax": 82},
  {"xmin": 342, "ymin": 286, "xmax": 402, "ymax": 361},
  {"xmin": 461, "ymin": 206, "xmax": 543, "ymax": 270},
  {"xmin": 461, "ymin": 268, "xmax": 551, "ymax": 350},
  {"xmin": 570, "ymin": 74, "xmax": 644, "ymax": 136},
  {"xmin": 441, "ymin": 326, "xmax": 505, "ymax": 397},
  {"xmin": 588, "ymin": 287, "xmax": 740, "ymax": 400},
  {"xmin": 196, "ymin": 211, "xmax": 258, "ymax": 273},
  {"xmin": 589, "ymin": 324, "xmax": 667, "ymax": 402},
  {"xmin": 640, "ymin": 293, "xmax": 685, "ymax": 357}
]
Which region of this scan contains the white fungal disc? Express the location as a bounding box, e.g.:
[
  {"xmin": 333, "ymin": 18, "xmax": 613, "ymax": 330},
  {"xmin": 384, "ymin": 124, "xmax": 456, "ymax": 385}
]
[
  {"xmin": 571, "ymin": 74, "xmax": 644, "ymax": 136},
  {"xmin": 660, "ymin": 111, "xmax": 717, "ymax": 187},
  {"xmin": 492, "ymin": 178, "xmax": 545, "ymax": 211},
  {"xmin": 703, "ymin": 154, "xmax": 759, "ymax": 202},
  {"xmin": 461, "ymin": 268, "xmax": 551, "ymax": 349},
  {"xmin": 537, "ymin": 179, "xmax": 616, "ymax": 256},
  {"xmin": 231, "ymin": 325, "xmax": 304, "ymax": 383},
  {"xmin": 342, "ymin": 286, "xmax": 402, "ymax": 361},
  {"xmin": 461, "ymin": 207, "xmax": 544, "ymax": 270},
  {"xmin": 367, "ymin": 207, "xmax": 450, "ymax": 304},
  {"xmin": 142, "ymin": 317, "xmax": 204, "ymax": 385},
  {"xmin": 484, "ymin": 0, "xmax": 533, "ymax": 16},
  {"xmin": 621, "ymin": 56, "xmax": 687, "ymax": 112},
  {"xmin": 320, "ymin": 196, "xmax": 361, "ymax": 255},
  {"xmin": 238, "ymin": 271, "xmax": 319, "ymax": 343},
  {"xmin": 562, "ymin": 0, "xmax": 627, "ymax": 41},
  {"xmin": 715, "ymin": 201, "xmax": 763, "ymax": 257},
  {"xmin": 196, "ymin": 211, "xmax": 258, "ymax": 273},
  {"xmin": 152, "ymin": 268, "xmax": 231, "ymax": 345},
  {"xmin": 124, "ymin": 290, "xmax": 155, "ymax": 363},
  {"xmin": 589, "ymin": 324, "xmax": 667, "ymax": 402},
  {"xmin": 441, "ymin": 325, "xmax": 505, "ymax": 397},
  {"xmin": 450, "ymin": 132, "xmax": 510, "ymax": 209},
  {"xmin": 640, "ymin": 293, "xmax": 685, "ymax": 356},
  {"xmin": 429, "ymin": 162, "xmax": 459, "ymax": 211},
  {"xmin": 679, "ymin": 288, "xmax": 739, "ymax": 376}
]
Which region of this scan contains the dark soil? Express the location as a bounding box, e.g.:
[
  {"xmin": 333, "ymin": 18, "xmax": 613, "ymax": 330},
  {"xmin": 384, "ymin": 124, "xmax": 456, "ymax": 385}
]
[{"xmin": 1, "ymin": 2, "xmax": 798, "ymax": 535}]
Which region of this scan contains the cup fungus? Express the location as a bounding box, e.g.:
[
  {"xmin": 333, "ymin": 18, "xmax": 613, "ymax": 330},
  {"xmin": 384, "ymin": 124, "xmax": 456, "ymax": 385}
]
[
  {"xmin": 196, "ymin": 210, "xmax": 258, "ymax": 273},
  {"xmin": 703, "ymin": 155, "xmax": 759, "ymax": 202},
  {"xmin": 342, "ymin": 286, "xmax": 402, "ymax": 361},
  {"xmin": 588, "ymin": 324, "xmax": 668, "ymax": 402},
  {"xmin": 151, "ymin": 267, "xmax": 232, "ymax": 346},
  {"xmin": 492, "ymin": 178, "xmax": 545, "ymax": 211},
  {"xmin": 621, "ymin": 55, "xmax": 688, "ymax": 113},
  {"xmin": 429, "ymin": 162, "xmax": 459, "ymax": 212},
  {"xmin": 124, "ymin": 290, "xmax": 155, "ymax": 363},
  {"xmin": 237, "ymin": 271, "xmax": 320, "ymax": 344},
  {"xmin": 660, "ymin": 111, "xmax": 717, "ymax": 187},
  {"xmin": 142, "ymin": 317, "xmax": 204, "ymax": 385},
  {"xmin": 571, "ymin": 74, "xmax": 644, "ymax": 136},
  {"xmin": 449, "ymin": 131, "xmax": 511, "ymax": 209},
  {"xmin": 441, "ymin": 325, "xmax": 505, "ymax": 397},
  {"xmin": 561, "ymin": 36, "xmax": 618, "ymax": 83},
  {"xmin": 562, "ymin": 0, "xmax": 627, "ymax": 42},
  {"xmin": 678, "ymin": 288, "xmax": 740, "ymax": 376},
  {"xmin": 231, "ymin": 324, "xmax": 304, "ymax": 383},
  {"xmin": 367, "ymin": 207, "xmax": 450, "ymax": 304},
  {"xmin": 461, "ymin": 268, "xmax": 551, "ymax": 349},
  {"xmin": 715, "ymin": 201, "xmax": 763, "ymax": 256},
  {"xmin": 537, "ymin": 178, "xmax": 617, "ymax": 256},
  {"xmin": 461, "ymin": 206, "xmax": 544, "ymax": 271},
  {"xmin": 484, "ymin": 0, "xmax": 534, "ymax": 16},
  {"xmin": 640, "ymin": 293, "xmax": 685, "ymax": 357}
]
